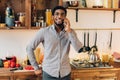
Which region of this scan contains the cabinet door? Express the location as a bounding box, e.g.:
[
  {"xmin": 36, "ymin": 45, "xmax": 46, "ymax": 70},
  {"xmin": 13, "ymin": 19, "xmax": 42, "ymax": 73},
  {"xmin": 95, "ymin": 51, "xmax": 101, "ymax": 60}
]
[
  {"xmin": 71, "ymin": 72, "xmax": 100, "ymax": 80},
  {"xmin": 14, "ymin": 75, "xmax": 40, "ymax": 80},
  {"xmin": 98, "ymin": 71, "xmax": 117, "ymax": 80}
]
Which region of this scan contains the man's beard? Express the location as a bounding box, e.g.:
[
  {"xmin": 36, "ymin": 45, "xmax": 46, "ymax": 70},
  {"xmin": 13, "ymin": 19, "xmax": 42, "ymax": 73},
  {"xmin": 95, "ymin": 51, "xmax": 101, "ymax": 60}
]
[{"xmin": 55, "ymin": 22, "xmax": 64, "ymax": 30}]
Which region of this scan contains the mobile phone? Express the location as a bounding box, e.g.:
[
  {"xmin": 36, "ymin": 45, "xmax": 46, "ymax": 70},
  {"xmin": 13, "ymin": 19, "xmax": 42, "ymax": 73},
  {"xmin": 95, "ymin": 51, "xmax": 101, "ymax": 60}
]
[{"xmin": 61, "ymin": 21, "xmax": 64, "ymax": 30}]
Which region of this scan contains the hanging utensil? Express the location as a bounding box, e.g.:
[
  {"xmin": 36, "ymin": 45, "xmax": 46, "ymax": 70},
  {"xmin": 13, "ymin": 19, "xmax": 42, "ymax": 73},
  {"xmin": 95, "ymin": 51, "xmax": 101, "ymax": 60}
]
[
  {"xmin": 76, "ymin": 9, "xmax": 78, "ymax": 22},
  {"xmin": 91, "ymin": 32, "xmax": 98, "ymax": 51},
  {"xmin": 86, "ymin": 32, "xmax": 91, "ymax": 52},
  {"xmin": 109, "ymin": 32, "xmax": 112, "ymax": 50},
  {"xmin": 78, "ymin": 32, "xmax": 87, "ymax": 53}
]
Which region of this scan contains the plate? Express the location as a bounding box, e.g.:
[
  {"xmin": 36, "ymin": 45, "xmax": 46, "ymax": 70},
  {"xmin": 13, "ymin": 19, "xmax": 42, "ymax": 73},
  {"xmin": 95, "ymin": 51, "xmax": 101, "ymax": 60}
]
[{"xmin": 114, "ymin": 58, "xmax": 120, "ymax": 62}]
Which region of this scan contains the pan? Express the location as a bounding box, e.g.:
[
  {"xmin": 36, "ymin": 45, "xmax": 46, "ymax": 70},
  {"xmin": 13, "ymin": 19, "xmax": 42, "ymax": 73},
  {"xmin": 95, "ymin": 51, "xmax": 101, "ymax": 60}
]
[{"xmin": 91, "ymin": 32, "xmax": 98, "ymax": 51}]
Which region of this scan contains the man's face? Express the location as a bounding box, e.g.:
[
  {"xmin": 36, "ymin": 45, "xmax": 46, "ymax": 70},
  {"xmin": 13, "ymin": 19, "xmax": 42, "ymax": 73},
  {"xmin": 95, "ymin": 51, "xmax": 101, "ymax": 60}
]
[{"xmin": 52, "ymin": 9, "xmax": 66, "ymax": 26}]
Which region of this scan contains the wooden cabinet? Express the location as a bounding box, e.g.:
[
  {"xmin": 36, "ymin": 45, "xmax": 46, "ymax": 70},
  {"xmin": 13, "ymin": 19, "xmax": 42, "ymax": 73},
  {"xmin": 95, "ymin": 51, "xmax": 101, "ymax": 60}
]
[
  {"xmin": 0, "ymin": 0, "xmax": 120, "ymax": 30},
  {"xmin": 71, "ymin": 68, "xmax": 120, "ymax": 80},
  {"xmin": 0, "ymin": 0, "xmax": 27, "ymax": 29},
  {"xmin": 0, "ymin": 68, "xmax": 41, "ymax": 80},
  {"xmin": 13, "ymin": 71, "xmax": 41, "ymax": 80},
  {"xmin": 0, "ymin": 0, "xmax": 59, "ymax": 29},
  {"xmin": 1, "ymin": 66, "xmax": 120, "ymax": 80}
]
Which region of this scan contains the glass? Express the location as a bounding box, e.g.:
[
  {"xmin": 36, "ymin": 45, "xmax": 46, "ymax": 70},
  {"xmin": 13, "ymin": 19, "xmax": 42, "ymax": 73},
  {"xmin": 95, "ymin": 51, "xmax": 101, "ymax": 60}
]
[{"xmin": 102, "ymin": 54, "xmax": 109, "ymax": 63}]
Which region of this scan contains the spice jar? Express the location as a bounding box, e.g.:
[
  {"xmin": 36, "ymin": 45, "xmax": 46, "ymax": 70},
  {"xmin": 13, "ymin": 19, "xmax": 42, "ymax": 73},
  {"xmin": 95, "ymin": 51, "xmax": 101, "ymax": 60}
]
[{"xmin": 19, "ymin": 12, "xmax": 25, "ymax": 26}]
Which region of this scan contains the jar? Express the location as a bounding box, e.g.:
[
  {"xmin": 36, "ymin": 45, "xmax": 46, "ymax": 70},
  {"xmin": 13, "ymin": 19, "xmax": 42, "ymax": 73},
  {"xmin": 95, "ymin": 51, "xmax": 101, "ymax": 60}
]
[
  {"xmin": 19, "ymin": 12, "xmax": 25, "ymax": 26},
  {"xmin": 93, "ymin": 0, "xmax": 103, "ymax": 8},
  {"xmin": 45, "ymin": 9, "xmax": 52, "ymax": 26},
  {"xmin": 5, "ymin": 6, "xmax": 15, "ymax": 28},
  {"xmin": 38, "ymin": 16, "xmax": 44, "ymax": 27}
]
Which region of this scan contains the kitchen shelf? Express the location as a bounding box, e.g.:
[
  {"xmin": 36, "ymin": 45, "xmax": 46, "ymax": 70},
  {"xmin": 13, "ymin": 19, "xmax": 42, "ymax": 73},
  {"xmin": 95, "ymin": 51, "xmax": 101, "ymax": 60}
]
[
  {"xmin": 67, "ymin": 7, "xmax": 120, "ymax": 11},
  {"xmin": 0, "ymin": 0, "xmax": 58, "ymax": 30},
  {"xmin": 74, "ymin": 27, "xmax": 120, "ymax": 30},
  {"xmin": 0, "ymin": 0, "xmax": 119, "ymax": 30},
  {"xmin": 67, "ymin": 7, "xmax": 120, "ymax": 23},
  {"xmin": 0, "ymin": 27, "xmax": 27, "ymax": 30},
  {"xmin": 31, "ymin": 27, "xmax": 41, "ymax": 29}
]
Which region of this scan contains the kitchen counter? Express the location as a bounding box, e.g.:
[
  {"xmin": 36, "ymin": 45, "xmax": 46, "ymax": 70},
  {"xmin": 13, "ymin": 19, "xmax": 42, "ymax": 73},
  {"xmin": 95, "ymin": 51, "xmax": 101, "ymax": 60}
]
[
  {"xmin": 0, "ymin": 62, "xmax": 120, "ymax": 80},
  {"xmin": 0, "ymin": 68, "xmax": 40, "ymax": 80},
  {"xmin": 71, "ymin": 62, "xmax": 120, "ymax": 80}
]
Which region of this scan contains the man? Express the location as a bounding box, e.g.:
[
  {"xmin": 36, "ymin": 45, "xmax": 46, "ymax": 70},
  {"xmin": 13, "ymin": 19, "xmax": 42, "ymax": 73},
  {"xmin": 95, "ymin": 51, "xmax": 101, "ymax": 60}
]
[{"xmin": 26, "ymin": 6, "xmax": 82, "ymax": 80}]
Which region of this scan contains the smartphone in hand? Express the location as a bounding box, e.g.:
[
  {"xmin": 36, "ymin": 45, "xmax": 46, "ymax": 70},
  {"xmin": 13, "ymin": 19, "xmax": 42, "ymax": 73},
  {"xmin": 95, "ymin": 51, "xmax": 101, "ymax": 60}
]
[{"xmin": 61, "ymin": 21, "xmax": 65, "ymax": 30}]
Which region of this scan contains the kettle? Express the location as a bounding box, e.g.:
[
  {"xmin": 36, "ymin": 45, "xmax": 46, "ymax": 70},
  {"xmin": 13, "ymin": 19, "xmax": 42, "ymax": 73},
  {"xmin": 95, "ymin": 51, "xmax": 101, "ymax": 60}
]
[{"xmin": 89, "ymin": 48, "xmax": 99, "ymax": 63}]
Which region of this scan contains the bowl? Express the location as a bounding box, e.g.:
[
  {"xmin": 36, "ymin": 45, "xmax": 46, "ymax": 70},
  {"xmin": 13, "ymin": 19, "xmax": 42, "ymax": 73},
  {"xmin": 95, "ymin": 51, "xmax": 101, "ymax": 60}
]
[
  {"xmin": 67, "ymin": 1, "xmax": 79, "ymax": 7},
  {"xmin": 0, "ymin": 23, "xmax": 6, "ymax": 28}
]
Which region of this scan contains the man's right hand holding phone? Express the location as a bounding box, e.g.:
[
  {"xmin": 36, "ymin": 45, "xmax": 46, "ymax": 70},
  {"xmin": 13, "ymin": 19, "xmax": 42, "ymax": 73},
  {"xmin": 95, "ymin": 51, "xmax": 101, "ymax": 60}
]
[{"xmin": 64, "ymin": 18, "xmax": 72, "ymax": 33}]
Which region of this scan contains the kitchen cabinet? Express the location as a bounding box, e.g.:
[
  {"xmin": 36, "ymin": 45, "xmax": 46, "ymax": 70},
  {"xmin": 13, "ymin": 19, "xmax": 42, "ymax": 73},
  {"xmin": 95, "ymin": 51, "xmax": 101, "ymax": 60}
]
[
  {"xmin": 0, "ymin": 0, "xmax": 26, "ymax": 29},
  {"xmin": 71, "ymin": 68, "xmax": 119, "ymax": 80},
  {"xmin": 0, "ymin": 0, "xmax": 59, "ymax": 30},
  {"xmin": 30, "ymin": 0, "xmax": 58, "ymax": 28},
  {"xmin": 1, "ymin": 67, "xmax": 120, "ymax": 80},
  {"xmin": 0, "ymin": 68, "xmax": 41, "ymax": 80},
  {"xmin": 1, "ymin": 62, "xmax": 120, "ymax": 80},
  {"xmin": 71, "ymin": 62, "xmax": 120, "ymax": 80},
  {"xmin": 1, "ymin": 0, "xmax": 118, "ymax": 30}
]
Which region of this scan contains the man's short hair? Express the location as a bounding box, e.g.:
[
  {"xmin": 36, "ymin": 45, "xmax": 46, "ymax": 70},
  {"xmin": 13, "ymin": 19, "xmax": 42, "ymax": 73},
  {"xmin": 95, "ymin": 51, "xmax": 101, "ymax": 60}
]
[{"xmin": 52, "ymin": 6, "xmax": 67, "ymax": 15}]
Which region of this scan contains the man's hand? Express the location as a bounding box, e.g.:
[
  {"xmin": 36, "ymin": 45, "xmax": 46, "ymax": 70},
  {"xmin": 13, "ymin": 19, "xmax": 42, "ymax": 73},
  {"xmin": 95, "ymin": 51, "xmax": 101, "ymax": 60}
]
[
  {"xmin": 34, "ymin": 69, "xmax": 42, "ymax": 76},
  {"xmin": 64, "ymin": 18, "xmax": 72, "ymax": 32}
]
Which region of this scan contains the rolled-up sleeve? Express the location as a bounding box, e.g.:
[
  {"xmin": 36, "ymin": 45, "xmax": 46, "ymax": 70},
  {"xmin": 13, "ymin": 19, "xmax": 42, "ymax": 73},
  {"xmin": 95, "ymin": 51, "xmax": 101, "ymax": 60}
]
[{"xmin": 68, "ymin": 29, "xmax": 83, "ymax": 52}]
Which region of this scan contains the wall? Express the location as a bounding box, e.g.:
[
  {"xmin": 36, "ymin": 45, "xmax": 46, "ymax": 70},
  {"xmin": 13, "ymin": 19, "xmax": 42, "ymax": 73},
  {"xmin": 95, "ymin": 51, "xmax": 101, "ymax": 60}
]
[
  {"xmin": 0, "ymin": 10, "xmax": 120, "ymax": 61},
  {"xmin": 0, "ymin": 30, "xmax": 38, "ymax": 61},
  {"xmin": 67, "ymin": 10, "xmax": 120, "ymax": 58}
]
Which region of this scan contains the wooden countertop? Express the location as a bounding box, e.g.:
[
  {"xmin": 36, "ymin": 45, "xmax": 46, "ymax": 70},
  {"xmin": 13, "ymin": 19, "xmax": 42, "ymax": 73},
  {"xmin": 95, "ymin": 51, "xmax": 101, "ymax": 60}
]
[
  {"xmin": 0, "ymin": 62, "xmax": 120, "ymax": 80},
  {"xmin": 0, "ymin": 68, "xmax": 38, "ymax": 80}
]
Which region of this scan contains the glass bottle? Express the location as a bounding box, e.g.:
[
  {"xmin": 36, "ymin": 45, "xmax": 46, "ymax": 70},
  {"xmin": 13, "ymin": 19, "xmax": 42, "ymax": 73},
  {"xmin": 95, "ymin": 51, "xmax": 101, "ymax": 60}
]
[
  {"xmin": 46, "ymin": 9, "xmax": 52, "ymax": 26},
  {"xmin": 5, "ymin": 2, "xmax": 15, "ymax": 29}
]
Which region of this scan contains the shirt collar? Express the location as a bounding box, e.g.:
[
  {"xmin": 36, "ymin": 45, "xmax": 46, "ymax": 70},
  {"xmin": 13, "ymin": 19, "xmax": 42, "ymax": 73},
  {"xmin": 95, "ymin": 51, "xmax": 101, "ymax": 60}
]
[{"xmin": 52, "ymin": 24, "xmax": 66, "ymax": 33}]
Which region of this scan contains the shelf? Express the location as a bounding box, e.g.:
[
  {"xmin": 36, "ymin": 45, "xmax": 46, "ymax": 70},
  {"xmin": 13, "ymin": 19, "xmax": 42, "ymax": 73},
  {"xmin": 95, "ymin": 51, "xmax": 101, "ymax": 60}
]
[
  {"xmin": 31, "ymin": 27, "xmax": 41, "ymax": 29},
  {"xmin": 0, "ymin": 27, "xmax": 27, "ymax": 30},
  {"xmin": 73, "ymin": 27, "xmax": 120, "ymax": 30},
  {"xmin": 67, "ymin": 7, "xmax": 120, "ymax": 23},
  {"xmin": 67, "ymin": 7, "xmax": 120, "ymax": 11}
]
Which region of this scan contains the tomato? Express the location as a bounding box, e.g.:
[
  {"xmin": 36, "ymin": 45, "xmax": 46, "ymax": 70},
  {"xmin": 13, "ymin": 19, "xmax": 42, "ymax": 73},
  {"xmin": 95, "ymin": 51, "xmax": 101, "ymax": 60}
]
[
  {"xmin": 10, "ymin": 61, "xmax": 16, "ymax": 68},
  {"xmin": 16, "ymin": 63, "xmax": 20, "ymax": 67},
  {"xmin": 3, "ymin": 60, "xmax": 10, "ymax": 68},
  {"xmin": 24, "ymin": 65, "xmax": 34, "ymax": 70}
]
